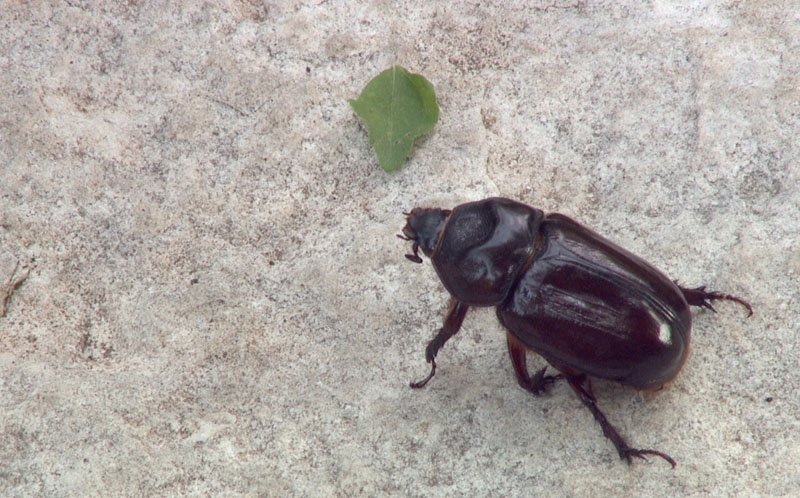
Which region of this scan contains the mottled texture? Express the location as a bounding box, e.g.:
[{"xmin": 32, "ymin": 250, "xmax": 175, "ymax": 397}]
[{"xmin": 1, "ymin": 1, "xmax": 798, "ymax": 496}]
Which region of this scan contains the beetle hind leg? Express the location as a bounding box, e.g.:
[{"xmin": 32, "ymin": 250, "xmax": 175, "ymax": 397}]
[
  {"xmin": 506, "ymin": 334, "xmax": 562, "ymax": 395},
  {"xmin": 563, "ymin": 372, "xmax": 677, "ymax": 468},
  {"xmin": 678, "ymin": 284, "xmax": 753, "ymax": 317}
]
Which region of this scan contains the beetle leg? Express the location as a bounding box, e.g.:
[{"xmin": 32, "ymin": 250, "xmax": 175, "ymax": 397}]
[
  {"xmin": 506, "ymin": 334, "xmax": 561, "ymax": 395},
  {"xmin": 678, "ymin": 284, "xmax": 753, "ymax": 317},
  {"xmin": 410, "ymin": 299, "xmax": 469, "ymax": 389},
  {"xmin": 562, "ymin": 372, "xmax": 677, "ymax": 468}
]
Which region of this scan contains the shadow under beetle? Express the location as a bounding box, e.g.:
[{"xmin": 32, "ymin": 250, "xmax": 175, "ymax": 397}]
[{"xmin": 399, "ymin": 197, "xmax": 752, "ymax": 467}]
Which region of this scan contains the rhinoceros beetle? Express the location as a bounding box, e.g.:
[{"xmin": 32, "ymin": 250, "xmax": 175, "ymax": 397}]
[{"xmin": 399, "ymin": 197, "xmax": 752, "ymax": 467}]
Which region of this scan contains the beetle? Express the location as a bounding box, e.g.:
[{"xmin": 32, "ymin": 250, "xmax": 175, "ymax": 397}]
[{"xmin": 398, "ymin": 197, "xmax": 752, "ymax": 467}]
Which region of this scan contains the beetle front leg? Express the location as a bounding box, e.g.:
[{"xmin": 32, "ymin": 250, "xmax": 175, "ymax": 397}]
[
  {"xmin": 506, "ymin": 333, "xmax": 561, "ymax": 395},
  {"xmin": 410, "ymin": 299, "xmax": 469, "ymax": 389},
  {"xmin": 563, "ymin": 372, "xmax": 677, "ymax": 468},
  {"xmin": 678, "ymin": 284, "xmax": 753, "ymax": 316}
]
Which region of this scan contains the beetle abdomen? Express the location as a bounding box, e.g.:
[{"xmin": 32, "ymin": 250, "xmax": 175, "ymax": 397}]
[
  {"xmin": 497, "ymin": 214, "xmax": 691, "ymax": 388},
  {"xmin": 431, "ymin": 198, "xmax": 544, "ymax": 306}
]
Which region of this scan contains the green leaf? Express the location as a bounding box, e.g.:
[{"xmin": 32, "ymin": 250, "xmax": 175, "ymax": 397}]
[{"xmin": 349, "ymin": 66, "xmax": 439, "ymax": 172}]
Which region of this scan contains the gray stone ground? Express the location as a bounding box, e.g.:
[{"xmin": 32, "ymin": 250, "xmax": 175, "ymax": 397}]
[{"xmin": 1, "ymin": 1, "xmax": 798, "ymax": 496}]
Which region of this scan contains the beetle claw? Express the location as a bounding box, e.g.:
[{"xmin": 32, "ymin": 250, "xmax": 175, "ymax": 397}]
[
  {"xmin": 523, "ymin": 367, "xmax": 562, "ymax": 395},
  {"xmin": 700, "ymin": 300, "xmax": 718, "ymax": 313},
  {"xmin": 679, "ymin": 285, "xmax": 753, "ymax": 317},
  {"xmin": 410, "ymin": 359, "xmax": 436, "ymax": 389},
  {"xmin": 620, "ymin": 447, "xmax": 677, "ymax": 468}
]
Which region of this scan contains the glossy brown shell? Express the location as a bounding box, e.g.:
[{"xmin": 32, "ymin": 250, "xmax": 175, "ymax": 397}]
[{"xmin": 496, "ymin": 213, "xmax": 691, "ymax": 388}]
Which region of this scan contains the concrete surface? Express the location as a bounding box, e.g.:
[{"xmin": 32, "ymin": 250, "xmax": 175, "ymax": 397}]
[{"xmin": 1, "ymin": 1, "xmax": 798, "ymax": 496}]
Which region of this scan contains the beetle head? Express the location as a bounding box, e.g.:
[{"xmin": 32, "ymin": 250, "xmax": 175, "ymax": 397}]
[{"xmin": 399, "ymin": 208, "xmax": 451, "ymax": 263}]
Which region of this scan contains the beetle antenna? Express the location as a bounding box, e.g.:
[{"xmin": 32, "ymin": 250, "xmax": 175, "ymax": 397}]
[
  {"xmin": 398, "ymin": 233, "xmax": 423, "ymax": 263},
  {"xmin": 404, "ymin": 242, "xmax": 423, "ymax": 263}
]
